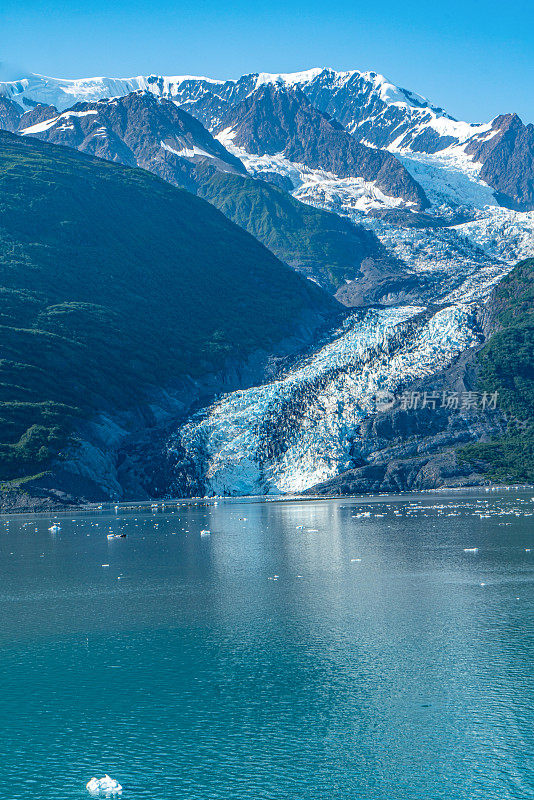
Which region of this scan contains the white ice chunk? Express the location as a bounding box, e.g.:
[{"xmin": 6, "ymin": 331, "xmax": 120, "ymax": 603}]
[{"xmin": 86, "ymin": 775, "xmax": 122, "ymax": 794}]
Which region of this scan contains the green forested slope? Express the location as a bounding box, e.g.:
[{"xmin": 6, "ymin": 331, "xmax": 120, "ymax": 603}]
[
  {"xmin": 197, "ymin": 171, "xmax": 387, "ymax": 290},
  {"xmin": 460, "ymin": 258, "xmax": 534, "ymax": 481},
  {"xmin": 0, "ymin": 132, "xmax": 335, "ymax": 479}
]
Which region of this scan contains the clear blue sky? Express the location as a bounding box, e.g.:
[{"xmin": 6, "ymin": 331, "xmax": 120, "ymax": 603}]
[{"xmin": 2, "ymin": 0, "xmax": 533, "ymax": 123}]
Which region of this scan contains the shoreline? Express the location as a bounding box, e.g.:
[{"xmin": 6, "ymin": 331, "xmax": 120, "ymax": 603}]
[{"xmin": 2, "ymin": 483, "xmax": 533, "ymax": 517}]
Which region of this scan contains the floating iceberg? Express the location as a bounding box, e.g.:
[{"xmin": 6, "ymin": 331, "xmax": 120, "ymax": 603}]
[{"xmin": 86, "ymin": 775, "xmax": 122, "ymax": 794}]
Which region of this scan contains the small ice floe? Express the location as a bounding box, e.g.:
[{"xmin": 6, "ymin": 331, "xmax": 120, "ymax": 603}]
[
  {"xmin": 463, "ymin": 547, "xmax": 479, "ymax": 553},
  {"xmin": 86, "ymin": 774, "xmax": 122, "ymax": 794},
  {"xmin": 200, "ymin": 529, "xmax": 211, "ymax": 536}
]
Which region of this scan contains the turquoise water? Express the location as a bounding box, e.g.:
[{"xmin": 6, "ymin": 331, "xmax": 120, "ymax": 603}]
[{"xmin": 0, "ymin": 492, "xmax": 533, "ymax": 800}]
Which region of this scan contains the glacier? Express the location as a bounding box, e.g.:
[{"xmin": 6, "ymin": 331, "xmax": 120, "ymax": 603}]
[
  {"xmin": 169, "ymin": 302, "xmax": 485, "ymax": 496},
  {"xmin": 4, "ymin": 65, "xmax": 531, "ymax": 497},
  {"xmin": 217, "ymin": 130, "xmax": 531, "ymax": 304},
  {"xmin": 168, "ymin": 79, "xmax": 531, "ymax": 496}
]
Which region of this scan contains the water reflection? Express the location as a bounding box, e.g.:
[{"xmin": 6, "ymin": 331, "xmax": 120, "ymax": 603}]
[{"xmin": 0, "ymin": 492, "xmax": 532, "ymax": 799}]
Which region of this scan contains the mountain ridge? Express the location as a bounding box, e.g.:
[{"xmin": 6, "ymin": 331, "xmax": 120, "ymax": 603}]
[
  {"xmin": 3, "ymin": 67, "xmax": 533, "ymax": 208},
  {"xmin": 7, "ymin": 90, "xmax": 405, "ymax": 295},
  {"xmin": 215, "ymin": 84, "xmax": 429, "ymax": 209}
]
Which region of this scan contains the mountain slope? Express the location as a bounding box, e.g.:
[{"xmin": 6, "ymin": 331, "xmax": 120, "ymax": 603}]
[
  {"xmin": 459, "ymin": 258, "xmax": 534, "ymax": 480},
  {"xmin": 196, "ymin": 170, "xmax": 404, "ymax": 293},
  {"xmin": 215, "ymin": 85, "xmax": 429, "ymax": 209},
  {"xmin": 0, "ymin": 95, "xmax": 21, "ymax": 132},
  {"xmin": 17, "ymin": 92, "xmax": 246, "ymax": 192},
  {"xmin": 465, "ymin": 114, "xmax": 534, "ymax": 211},
  {"xmin": 0, "ymin": 131, "xmax": 337, "ymax": 481},
  {"xmin": 13, "ymin": 91, "xmax": 400, "ymax": 294}
]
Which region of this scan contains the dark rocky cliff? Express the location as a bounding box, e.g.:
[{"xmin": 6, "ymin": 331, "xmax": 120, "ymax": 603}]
[{"xmin": 216, "ymin": 85, "xmax": 430, "ymax": 210}]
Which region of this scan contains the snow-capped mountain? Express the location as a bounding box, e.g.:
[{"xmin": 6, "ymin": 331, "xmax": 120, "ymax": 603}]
[
  {"xmin": 214, "ymin": 84, "xmax": 429, "ymax": 209},
  {"xmin": 2, "ymin": 66, "xmax": 532, "ymax": 311},
  {"xmin": 0, "ymin": 67, "xmax": 481, "ymax": 149},
  {"xmin": 14, "ymin": 92, "xmax": 246, "ymax": 191},
  {"xmin": 3, "ymin": 67, "xmax": 533, "ymax": 210},
  {"xmin": 4, "ymin": 91, "xmax": 406, "ymax": 296},
  {"xmin": 1, "ymin": 65, "xmax": 532, "ymax": 498}
]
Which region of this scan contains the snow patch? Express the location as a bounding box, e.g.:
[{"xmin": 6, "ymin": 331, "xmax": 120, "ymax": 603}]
[{"xmin": 160, "ymin": 140, "xmax": 214, "ymax": 159}]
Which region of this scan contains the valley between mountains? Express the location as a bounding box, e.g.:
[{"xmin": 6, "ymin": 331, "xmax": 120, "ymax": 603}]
[{"xmin": 0, "ymin": 67, "xmax": 532, "ymax": 508}]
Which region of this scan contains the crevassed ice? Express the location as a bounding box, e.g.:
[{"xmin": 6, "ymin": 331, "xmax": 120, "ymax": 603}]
[{"xmin": 171, "ymin": 303, "xmax": 480, "ymax": 496}]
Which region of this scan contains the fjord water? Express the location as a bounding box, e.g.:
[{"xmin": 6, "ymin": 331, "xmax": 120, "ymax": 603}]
[{"xmin": 1, "ymin": 493, "xmax": 533, "ymax": 800}]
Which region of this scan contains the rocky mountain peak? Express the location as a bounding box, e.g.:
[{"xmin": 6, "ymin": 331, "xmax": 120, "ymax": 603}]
[
  {"xmin": 464, "ymin": 111, "xmax": 534, "ymax": 210},
  {"xmin": 217, "ymin": 83, "xmax": 429, "ymax": 210},
  {"xmin": 491, "ymin": 112, "xmax": 524, "ymax": 132},
  {"xmin": 18, "ymin": 91, "xmax": 247, "ymax": 191},
  {"xmin": 216, "ymin": 83, "xmax": 343, "ymax": 155}
]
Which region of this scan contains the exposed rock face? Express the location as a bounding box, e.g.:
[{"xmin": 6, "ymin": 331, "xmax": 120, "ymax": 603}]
[
  {"xmin": 19, "ymin": 104, "xmax": 58, "ymax": 129},
  {"xmin": 216, "ymin": 85, "xmax": 430, "ymax": 209},
  {"xmin": 19, "ymin": 92, "xmax": 247, "ymax": 191},
  {"xmin": 465, "ymin": 113, "xmax": 534, "ymax": 211},
  {"xmin": 305, "ymin": 348, "xmax": 506, "ymax": 495},
  {"xmin": 334, "ymin": 257, "xmax": 442, "ymax": 307},
  {"xmin": 0, "ymin": 94, "xmax": 21, "ymax": 131}
]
